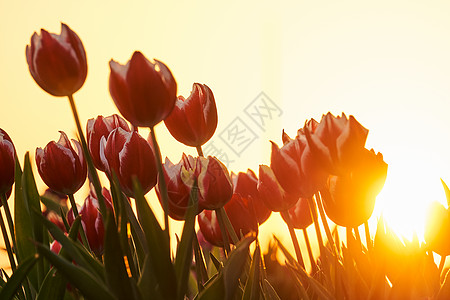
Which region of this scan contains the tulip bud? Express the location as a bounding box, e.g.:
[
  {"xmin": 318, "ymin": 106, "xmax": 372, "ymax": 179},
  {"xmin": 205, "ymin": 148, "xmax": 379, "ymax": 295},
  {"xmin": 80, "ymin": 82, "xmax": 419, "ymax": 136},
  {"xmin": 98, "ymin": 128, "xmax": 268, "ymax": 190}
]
[
  {"xmin": 87, "ymin": 114, "xmax": 131, "ymax": 171},
  {"xmin": 320, "ymin": 149, "xmax": 388, "ymax": 227},
  {"xmin": 0, "ymin": 129, "xmax": 16, "ymax": 199},
  {"xmin": 101, "ymin": 128, "xmax": 157, "ymax": 197},
  {"xmin": 109, "ymin": 51, "xmax": 177, "ymax": 127},
  {"xmin": 232, "ymin": 169, "xmax": 271, "ymax": 224},
  {"xmin": 26, "ymin": 23, "xmax": 87, "ymax": 97},
  {"xmin": 164, "ymin": 83, "xmax": 218, "ymax": 147},
  {"xmin": 257, "ymin": 165, "xmax": 297, "ymax": 212},
  {"xmin": 36, "ymin": 132, "xmax": 87, "ymax": 195},
  {"xmin": 280, "ymin": 197, "xmax": 313, "ymax": 229}
]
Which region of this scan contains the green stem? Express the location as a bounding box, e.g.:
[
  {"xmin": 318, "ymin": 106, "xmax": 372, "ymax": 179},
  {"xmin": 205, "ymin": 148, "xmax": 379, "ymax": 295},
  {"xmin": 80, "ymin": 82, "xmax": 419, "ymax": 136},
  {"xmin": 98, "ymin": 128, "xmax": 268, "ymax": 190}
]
[
  {"xmin": 149, "ymin": 127, "xmax": 170, "ymax": 238},
  {"xmin": 67, "ymin": 94, "xmax": 106, "ymax": 218},
  {"xmin": 215, "ymin": 208, "xmax": 231, "ymax": 255},
  {"xmin": 1, "ymin": 194, "xmax": 17, "ymax": 261},
  {"xmin": 439, "ymin": 255, "xmax": 446, "ymax": 276},
  {"xmin": 196, "ymin": 146, "xmax": 204, "ymax": 157},
  {"xmin": 284, "ymin": 213, "xmax": 305, "ymax": 269},
  {"xmin": 364, "ymin": 221, "xmax": 372, "ymax": 251},
  {"xmin": 0, "ymin": 209, "xmax": 15, "ymax": 271},
  {"xmin": 354, "ymin": 226, "xmax": 362, "ymax": 251},
  {"xmin": 302, "ymin": 228, "xmax": 317, "ymax": 274},
  {"xmin": 315, "ymin": 193, "xmax": 337, "ymax": 256},
  {"xmin": 307, "ymin": 197, "xmax": 325, "ymax": 258},
  {"xmin": 193, "ymin": 232, "xmax": 207, "ymax": 291},
  {"xmin": 68, "ymin": 194, "xmax": 91, "ymax": 253},
  {"xmin": 218, "ymin": 206, "xmax": 239, "ymax": 244}
]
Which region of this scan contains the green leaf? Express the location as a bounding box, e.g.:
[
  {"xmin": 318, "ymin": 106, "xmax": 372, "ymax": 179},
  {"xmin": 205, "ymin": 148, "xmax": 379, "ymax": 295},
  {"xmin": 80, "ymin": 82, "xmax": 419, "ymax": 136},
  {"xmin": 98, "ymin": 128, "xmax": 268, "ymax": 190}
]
[
  {"xmin": 442, "ymin": 179, "xmax": 450, "ymax": 208},
  {"xmin": 242, "ymin": 243, "xmax": 261, "ymax": 300},
  {"xmin": 103, "ymin": 212, "xmax": 139, "ymax": 300},
  {"xmin": 209, "ymin": 252, "xmax": 223, "ymax": 273},
  {"xmin": 133, "ymin": 179, "xmax": 177, "ymax": 299},
  {"xmin": 261, "ymin": 279, "xmax": 281, "ymax": 300},
  {"xmin": 174, "ymin": 181, "xmax": 198, "ymax": 299},
  {"xmin": 137, "ymin": 255, "xmax": 163, "ymax": 300},
  {"xmin": 36, "ymin": 268, "xmax": 66, "ymax": 300},
  {"xmin": 36, "ymin": 244, "xmax": 116, "ymax": 300},
  {"xmin": 0, "ymin": 254, "xmax": 39, "ymax": 300}
]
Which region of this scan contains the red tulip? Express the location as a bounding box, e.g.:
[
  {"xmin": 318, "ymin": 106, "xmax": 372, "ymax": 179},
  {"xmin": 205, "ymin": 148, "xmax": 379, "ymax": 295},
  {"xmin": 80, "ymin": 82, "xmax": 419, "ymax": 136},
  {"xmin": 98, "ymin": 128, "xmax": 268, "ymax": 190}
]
[
  {"xmin": 304, "ymin": 112, "xmax": 368, "ymax": 175},
  {"xmin": 320, "ymin": 149, "xmax": 388, "ymax": 227},
  {"xmin": 86, "ymin": 114, "xmax": 131, "ymax": 171},
  {"xmin": 257, "ymin": 165, "xmax": 297, "ymax": 212},
  {"xmin": 270, "ymin": 135, "xmax": 326, "ymax": 199},
  {"xmin": 425, "ymin": 202, "xmax": 450, "ymax": 256},
  {"xmin": 196, "ymin": 156, "xmax": 233, "ymax": 210},
  {"xmin": 50, "ymin": 240, "xmax": 62, "ymax": 254},
  {"xmin": 26, "ymin": 23, "xmax": 87, "ymax": 97},
  {"xmin": 109, "ymin": 51, "xmax": 177, "ymax": 127},
  {"xmin": 101, "ymin": 128, "xmax": 157, "ymax": 197},
  {"xmin": 0, "ymin": 129, "xmax": 15, "ymax": 199},
  {"xmin": 164, "ymin": 83, "xmax": 218, "ymax": 147},
  {"xmin": 280, "ymin": 197, "xmax": 313, "ymax": 229},
  {"xmin": 36, "ymin": 132, "xmax": 87, "ymax": 195},
  {"xmin": 68, "ymin": 188, "xmax": 113, "ymax": 256},
  {"xmin": 198, "ymin": 193, "xmax": 258, "ymax": 246},
  {"xmin": 232, "ymin": 169, "xmax": 271, "ymax": 224},
  {"xmin": 156, "ymin": 156, "xmax": 200, "ymax": 220}
]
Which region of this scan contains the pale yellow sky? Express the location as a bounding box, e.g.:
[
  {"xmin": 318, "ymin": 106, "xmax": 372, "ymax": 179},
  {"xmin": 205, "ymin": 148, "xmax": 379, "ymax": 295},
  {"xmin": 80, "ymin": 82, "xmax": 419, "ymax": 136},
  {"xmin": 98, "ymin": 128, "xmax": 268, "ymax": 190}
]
[{"xmin": 2, "ymin": 0, "xmax": 450, "ymax": 262}]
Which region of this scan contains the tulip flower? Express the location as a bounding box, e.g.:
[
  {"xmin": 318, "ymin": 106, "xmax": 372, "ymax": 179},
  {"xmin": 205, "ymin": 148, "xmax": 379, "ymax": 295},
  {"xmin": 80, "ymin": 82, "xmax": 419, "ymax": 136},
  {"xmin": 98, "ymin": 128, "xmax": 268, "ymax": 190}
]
[
  {"xmin": 320, "ymin": 149, "xmax": 388, "ymax": 227},
  {"xmin": 232, "ymin": 169, "xmax": 271, "ymax": 224},
  {"xmin": 198, "ymin": 193, "xmax": 258, "ymax": 246},
  {"xmin": 164, "ymin": 83, "xmax": 218, "ymax": 147},
  {"xmin": 0, "ymin": 129, "xmax": 16, "ymax": 199},
  {"xmin": 26, "ymin": 23, "xmax": 87, "ymax": 97},
  {"xmin": 156, "ymin": 156, "xmax": 200, "ymax": 220},
  {"xmin": 36, "ymin": 132, "xmax": 87, "ymax": 195},
  {"xmin": 425, "ymin": 201, "xmax": 450, "ymax": 256},
  {"xmin": 68, "ymin": 188, "xmax": 113, "ymax": 256},
  {"xmin": 109, "ymin": 51, "xmax": 177, "ymax": 128},
  {"xmin": 304, "ymin": 112, "xmax": 368, "ymax": 175},
  {"xmin": 280, "ymin": 197, "xmax": 313, "ymax": 230},
  {"xmin": 257, "ymin": 165, "xmax": 297, "ymax": 212},
  {"xmin": 101, "ymin": 128, "xmax": 157, "ymax": 197},
  {"xmin": 86, "ymin": 114, "xmax": 131, "ymax": 171}
]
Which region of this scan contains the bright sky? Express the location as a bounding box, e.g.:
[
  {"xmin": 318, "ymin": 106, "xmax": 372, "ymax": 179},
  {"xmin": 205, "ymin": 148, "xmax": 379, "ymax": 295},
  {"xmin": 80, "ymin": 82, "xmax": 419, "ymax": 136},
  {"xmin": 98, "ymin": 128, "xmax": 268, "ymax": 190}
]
[{"xmin": 1, "ymin": 0, "xmax": 450, "ymax": 264}]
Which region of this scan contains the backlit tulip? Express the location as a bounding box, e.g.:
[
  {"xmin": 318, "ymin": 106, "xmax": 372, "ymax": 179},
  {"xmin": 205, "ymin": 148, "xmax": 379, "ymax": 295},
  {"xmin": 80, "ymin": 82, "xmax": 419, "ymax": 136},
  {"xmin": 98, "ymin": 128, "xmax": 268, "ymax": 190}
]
[
  {"xmin": 36, "ymin": 132, "xmax": 87, "ymax": 195},
  {"xmin": 86, "ymin": 114, "xmax": 131, "ymax": 171},
  {"xmin": 304, "ymin": 112, "xmax": 368, "ymax": 175},
  {"xmin": 109, "ymin": 51, "xmax": 177, "ymax": 127},
  {"xmin": 156, "ymin": 156, "xmax": 200, "ymax": 220},
  {"xmin": 320, "ymin": 149, "xmax": 387, "ymax": 227},
  {"xmin": 0, "ymin": 129, "xmax": 15, "ymax": 198},
  {"xmin": 197, "ymin": 210, "xmax": 223, "ymax": 247},
  {"xmin": 26, "ymin": 23, "xmax": 87, "ymax": 97},
  {"xmin": 101, "ymin": 128, "xmax": 157, "ymax": 197},
  {"xmin": 280, "ymin": 197, "xmax": 313, "ymax": 229},
  {"xmin": 232, "ymin": 169, "xmax": 271, "ymax": 224},
  {"xmin": 257, "ymin": 165, "xmax": 297, "ymax": 212},
  {"xmin": 164, "ymin": 83, "xmax": 217, "ymax": 147},
  {"xmin": 425, "ymin": 201, "xmax": 450, "ymax": 256}
]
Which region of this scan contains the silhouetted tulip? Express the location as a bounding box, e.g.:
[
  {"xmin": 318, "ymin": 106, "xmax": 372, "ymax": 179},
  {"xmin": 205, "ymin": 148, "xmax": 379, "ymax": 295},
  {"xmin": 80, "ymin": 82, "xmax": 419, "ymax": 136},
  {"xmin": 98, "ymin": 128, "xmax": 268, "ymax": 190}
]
[
  {"xmin": 0, "ymin": 129, "xmax": 15, "ymax": 199},
  {"xmin": 101, "ymin": 128, "xmax": 157, "ymax": 197},
  {"xmin": 87, "ymin": 114, "xmax": 131, "ymax": 171},
  {"xmin": 320, "ymin": 149, "xmax": 387, "ymax": 227},
  {"xmin": 280, "ymin": 197, "xmax": 313, "ymax": 229},
  {"xmin": 258, "ymin": 165, "xmax": 297, "ymax": 212},
  {"xmin": 425, "ymin": 201, "xmax": 450, "ymax": 256},
  {"xmin": 304, "ymin": 112, "xmax": 368, "ymax": 175},
  {"xmin": 232, "ymin": 169, "xmax": 271, "ymax": 224},
  {"xmin": 68, "ymin": 188, "xmax": 113, "ymax": 256},
  {"xmin": 36, "ymin": 132, "xmax": 87, "ymax": 195},
  {"xmin": 109, "ymin": 51, "xmax": 177, "ymax": 127},
  {"xmin": 26, "ymin": 23, "xmax": 87, "ymax": 97},
  {"xmin": 164, "ymin": 83, "xmax": 217, "ymax": 147}
]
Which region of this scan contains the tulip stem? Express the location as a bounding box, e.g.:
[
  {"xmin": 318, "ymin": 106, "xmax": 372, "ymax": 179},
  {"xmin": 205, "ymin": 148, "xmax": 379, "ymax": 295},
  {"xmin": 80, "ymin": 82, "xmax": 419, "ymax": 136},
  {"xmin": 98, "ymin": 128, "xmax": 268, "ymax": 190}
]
[
  {"xmin": 0, "ymin": 209, "xmax": 15, "ymax": 271},
  {"xmin": 1, "ymin": 194, "xmax": 17, "ymax": 263},
  {"xmin": 353, "ymin": 226, "xmax": 362, "ymax": 251},
  {"xmin": 315, "ymin": 193, "xmax": 337, "ymax": 256},
  {"xmin": 364, "ymin": 221, "xmax": 372, "ymax": 251},
  {"xmin": 193, "ymin": 232, "xmax": 207, "ymax": 291},
  {"xmin": 307, "ymin": 197, "xmax": 325, "ymax": 259},
  {"xmin": 196, "ymin": 146, "xmax": 204, "ymax": 157},
  {"xmin": 215, "ymin": 208, "xmax": 231, "ymax": 255},
  {"xmin": 68, "ymin": 193, "xmax": 91, "ymax": 253},
  {"xmin": 439, "ymin": 255, "xmax": 447, "ymax": 276},
  {"xmin": 302, "ymin": 228, "xmax": 317, "ymax": 274},
  {"xmin": 67, "ymin": 94, "xmax": 107, "ymax": 218},
  {"xmin": 284, "ymin": 213, "xmax": 305, "ymax": 269},
  {"xmin": 149, "ymin": 127, "xmax": 170, "ymax": 238}
]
